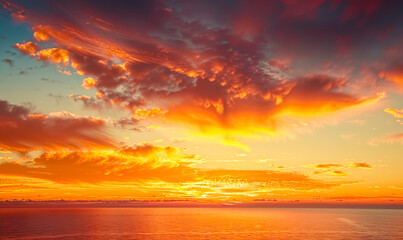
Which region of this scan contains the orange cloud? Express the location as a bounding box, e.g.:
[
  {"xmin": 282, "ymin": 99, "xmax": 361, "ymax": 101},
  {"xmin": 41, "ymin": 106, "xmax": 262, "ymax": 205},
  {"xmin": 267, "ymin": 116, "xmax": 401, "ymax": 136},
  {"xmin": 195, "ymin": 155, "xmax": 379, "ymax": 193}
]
[
  {"xmin": 330, "ymin": 171, "xmax": 348, "ymax": 176},
  {"xmin": 32, "ymin": 25, "xmax": 51, "ymax": 41},
  {"xmin": 0, "ymin": 143, "xmax": 348, "ymax": 200},
  {"xmin": 352, "ymin": 162, "xmax": 372, "ymax": 169},
  {"xmin": 314, "ymin": 170, "xmax": 348, "ymax": 177},
  {"xmin": 82, "ymin": 77, "xmax": 96, "ymax": 89},
  {"xmin": 36, "ymin": 48, "xmax": 69, "ymax": 65},
  {"xmin": 133, "ymin": 108, "xmax": 166, "ymax": 120},
  {"xmin": 314, "ymin": 163, "xmax": 343, "ymax": 169},
  {"xmin": 0, "ymin": 100, "xmax": 115, "ymax": 153},
  {"xmin": 311, "ymin": 162, "xmax": 373, "ymax": 175},
  {"xmin": 200, "ymin": 169, "xmax": 341, "ymax": 190},
  {"xmin": 0, "ymin": 144, "xmax": 199, "ymax": 183},
  {"xmin": 13, "ymin": 41, "xmax": 39, "ymax": 56},
  {"xmin": 165, "ymin": 75, "xmax": 383, "ymax": 138},
  {"xmin": 384, "ymin": 108, "xmax": 403, "ymax": 119},
  {"xmin": 379, "ymin": 62, "xmax": 403, "ymax": 88}
]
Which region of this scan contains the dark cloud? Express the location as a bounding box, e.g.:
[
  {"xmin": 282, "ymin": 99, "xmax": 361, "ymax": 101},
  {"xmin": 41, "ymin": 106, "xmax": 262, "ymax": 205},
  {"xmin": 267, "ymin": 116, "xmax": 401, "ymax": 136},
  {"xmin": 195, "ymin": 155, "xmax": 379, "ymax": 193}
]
[
  {"xmin": 379, "ymin": 61, "xmax": 403, "ymax": 89},
  {"xmin": 2, "ymin": 58, "xmax": 14, "ymax": 67},
  {"xmin": 47, "ymin": 93, "xmax": 66, "ymax": 104}
]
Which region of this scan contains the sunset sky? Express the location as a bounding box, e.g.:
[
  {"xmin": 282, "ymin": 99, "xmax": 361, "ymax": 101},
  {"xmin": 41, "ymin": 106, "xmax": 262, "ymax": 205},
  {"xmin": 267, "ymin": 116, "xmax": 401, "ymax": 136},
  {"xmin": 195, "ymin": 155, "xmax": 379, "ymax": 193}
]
[{"xmin": 0, "ymin": 0, "xmax": 402, "ymax": 204}]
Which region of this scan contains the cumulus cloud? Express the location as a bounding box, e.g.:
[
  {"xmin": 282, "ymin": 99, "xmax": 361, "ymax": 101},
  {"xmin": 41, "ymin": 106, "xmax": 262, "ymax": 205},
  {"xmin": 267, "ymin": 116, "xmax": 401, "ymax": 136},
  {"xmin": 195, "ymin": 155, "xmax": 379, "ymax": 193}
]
[
  {"xmin": 2, "ymin": 0, "xmax": 399, "ymax": 140},
  {"xmin": 0, "ymin": 100, "xmax": 115, "ymax": 153},
  {"xmin": 14, "ymin": 41, "xmax": 69, "ymax": 66},
  {"xmin": 36, "ymin": 48, "xmax": 69, "ymax": 65},
  {"xmin": 33, "ymin": 25, "xmax": 50, "ymax": 41},
  {"xmin": 14, "ymin": 41, "xmax": 39, "ymax": 56},
  {"xmin": 82, "ymin": 77, "xmax": 96, "ymax": 89}
]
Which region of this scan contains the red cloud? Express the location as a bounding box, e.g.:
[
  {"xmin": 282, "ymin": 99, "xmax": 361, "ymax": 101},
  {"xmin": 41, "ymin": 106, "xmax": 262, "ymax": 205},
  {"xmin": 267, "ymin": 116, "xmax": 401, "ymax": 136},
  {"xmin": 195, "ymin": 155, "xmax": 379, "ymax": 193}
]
[
  {"xmin": 340, "ymin": 0, "xmax": 383, "ymax": 22},
  {"xmin": 379, "ymin": 62, "xmax": 403, "ymax": 89},
  {"xmin": 269, "ymin": 60, "xmax": 292, "ymax": 72},
  {"xmin": 2, "ymin": 0, "xmax": 395, "ymax": 137},
  {"xmin": 0, "ymin": 100, "xmax": 115, "ymax": 153}
]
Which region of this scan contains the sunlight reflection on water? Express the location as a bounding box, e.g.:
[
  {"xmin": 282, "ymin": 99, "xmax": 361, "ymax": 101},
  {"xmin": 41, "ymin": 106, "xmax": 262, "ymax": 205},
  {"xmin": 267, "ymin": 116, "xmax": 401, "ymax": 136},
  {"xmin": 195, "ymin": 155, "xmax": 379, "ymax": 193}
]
[{"xmin": 0, "ymin": 208, "xmax": 402, "ymax": 240}]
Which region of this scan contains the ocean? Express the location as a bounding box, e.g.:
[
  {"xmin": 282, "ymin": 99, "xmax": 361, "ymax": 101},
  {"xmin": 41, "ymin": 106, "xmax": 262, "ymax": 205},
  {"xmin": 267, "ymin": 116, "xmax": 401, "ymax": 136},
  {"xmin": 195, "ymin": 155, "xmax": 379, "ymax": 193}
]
[{"xmin": 0, "ymin": 208, "xmax": 402, "ymax": 239}]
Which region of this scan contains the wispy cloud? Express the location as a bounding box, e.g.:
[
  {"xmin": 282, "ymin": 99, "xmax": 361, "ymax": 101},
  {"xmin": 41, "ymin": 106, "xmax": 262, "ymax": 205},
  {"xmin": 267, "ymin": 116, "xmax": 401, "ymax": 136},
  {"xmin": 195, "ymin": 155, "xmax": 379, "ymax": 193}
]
[
  {"xmin": 384, "ymin": 108, "xmax": 403, "ymax": 119},
  {"xmin": 0, "ymin": 143, "xmax": 349, "ymax": 199},
  {"xmin": 0, "ymin": 100, "xmax": 115, "ymax": 153}
]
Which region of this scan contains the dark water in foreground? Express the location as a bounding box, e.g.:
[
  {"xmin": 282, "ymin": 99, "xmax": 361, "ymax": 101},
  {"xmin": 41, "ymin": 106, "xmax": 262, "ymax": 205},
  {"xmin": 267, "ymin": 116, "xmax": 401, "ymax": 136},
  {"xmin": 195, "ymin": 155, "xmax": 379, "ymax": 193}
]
[{"xmin": 0, "ymin": 208, "xmax": 402, "ymax": 240}]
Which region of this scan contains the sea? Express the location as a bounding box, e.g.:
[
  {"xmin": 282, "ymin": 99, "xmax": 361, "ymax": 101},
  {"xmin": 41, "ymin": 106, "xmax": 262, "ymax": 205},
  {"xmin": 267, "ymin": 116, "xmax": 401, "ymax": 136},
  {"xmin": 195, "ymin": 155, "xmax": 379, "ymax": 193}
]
[{"xmin": 0, "ymin": 208, "xmax": 402, "ymax": 239}]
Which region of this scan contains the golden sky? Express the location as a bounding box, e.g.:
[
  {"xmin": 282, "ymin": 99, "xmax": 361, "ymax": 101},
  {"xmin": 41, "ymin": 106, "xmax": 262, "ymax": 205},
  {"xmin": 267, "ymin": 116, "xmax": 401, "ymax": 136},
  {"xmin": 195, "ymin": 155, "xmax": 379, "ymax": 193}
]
[{"xmin": 0, "ymin": 0, "xmax": 402, "ymax": 204}]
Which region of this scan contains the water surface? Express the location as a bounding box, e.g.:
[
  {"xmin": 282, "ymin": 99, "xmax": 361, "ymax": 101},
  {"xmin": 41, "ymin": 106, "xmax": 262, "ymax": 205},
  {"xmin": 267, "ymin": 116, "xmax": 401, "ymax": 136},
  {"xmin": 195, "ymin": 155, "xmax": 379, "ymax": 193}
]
[{"xmin": 1, "ymin": 208, "xmax": 402, "ymax": 239}]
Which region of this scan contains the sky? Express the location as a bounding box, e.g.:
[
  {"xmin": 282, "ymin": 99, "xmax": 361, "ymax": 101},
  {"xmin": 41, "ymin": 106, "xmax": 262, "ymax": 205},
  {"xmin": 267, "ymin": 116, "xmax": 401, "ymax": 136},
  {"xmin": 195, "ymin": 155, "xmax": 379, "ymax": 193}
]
[{"xmin": 0, "ymin": 0, "xmax": 402, "ymax": 204}]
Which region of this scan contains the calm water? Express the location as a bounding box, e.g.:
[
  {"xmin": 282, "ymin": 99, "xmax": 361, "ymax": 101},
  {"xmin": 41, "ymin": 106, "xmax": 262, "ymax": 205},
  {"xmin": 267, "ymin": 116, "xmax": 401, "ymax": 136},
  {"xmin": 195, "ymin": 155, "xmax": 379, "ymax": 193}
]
[{"xmin": 0, "ymin": 208, "xmax": 402, "ymax": 240}]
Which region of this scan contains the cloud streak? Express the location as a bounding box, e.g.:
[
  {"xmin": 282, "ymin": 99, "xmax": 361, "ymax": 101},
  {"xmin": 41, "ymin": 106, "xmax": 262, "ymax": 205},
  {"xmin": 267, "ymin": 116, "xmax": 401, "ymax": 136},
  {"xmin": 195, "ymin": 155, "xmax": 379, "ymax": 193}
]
[
  {"xmin": 0, "ymin": 144, "xmax": 347, "ymax": 199},
  {"xmin": 0, "ymin": 100, "xmax": 115, "ymax": 153},
  {"xmin": 385, "ymin": 108, "xmax": 403, "ymax": 119},
  {"xmin": 311, "ymin": 162, "xmax": 372, "ymax": 176}
]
